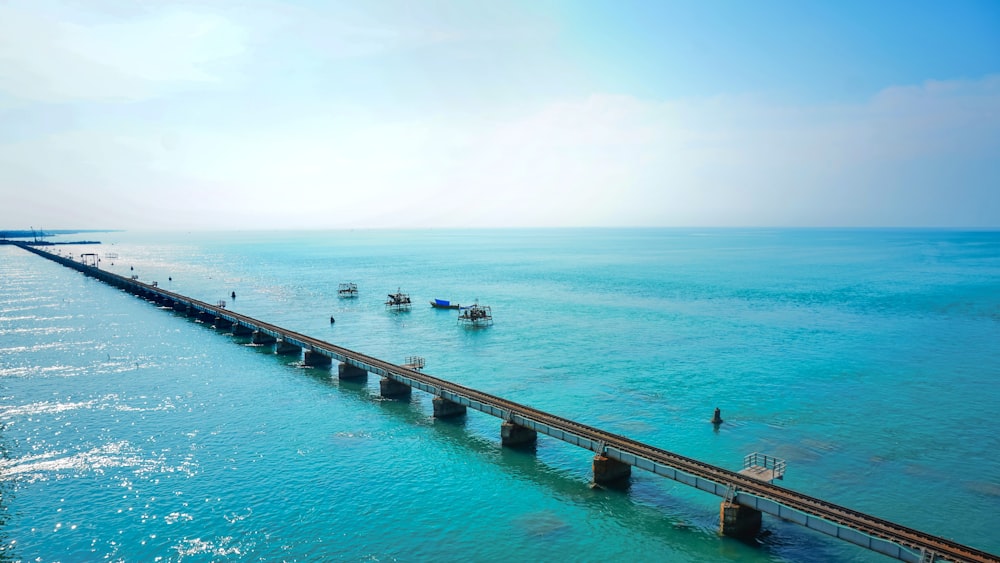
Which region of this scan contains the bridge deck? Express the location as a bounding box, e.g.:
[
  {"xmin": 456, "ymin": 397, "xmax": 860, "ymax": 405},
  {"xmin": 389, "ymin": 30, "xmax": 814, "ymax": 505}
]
[{"xmin": 17, "ymin": 243, "xmax": 999, "ymax": 563}]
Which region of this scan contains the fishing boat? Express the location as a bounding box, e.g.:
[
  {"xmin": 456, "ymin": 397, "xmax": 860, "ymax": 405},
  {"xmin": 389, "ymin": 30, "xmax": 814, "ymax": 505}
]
[
  {"xmin": 457, "ymin": 303, "xmax": 493, "ymax": 327},
  {"xmin": 430, "ymin": 298, "xmax": 461, "ymax": 309},
  {"xmin": 338, "ymin": 282, "xmax": 358, "ymax": 297},
  {"xmin": 385, "ymin": 288, "xmax": 412, "ymax": 311}
]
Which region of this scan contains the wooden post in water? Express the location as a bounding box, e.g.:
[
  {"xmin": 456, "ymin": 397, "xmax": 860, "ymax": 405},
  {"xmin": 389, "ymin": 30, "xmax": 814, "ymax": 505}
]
[{"xmin": 711, "ymin": 407, "xmax": 724, "ymax": 425}]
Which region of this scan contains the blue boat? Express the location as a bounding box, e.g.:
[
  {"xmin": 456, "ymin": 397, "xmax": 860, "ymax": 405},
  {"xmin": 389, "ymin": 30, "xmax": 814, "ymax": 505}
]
[{"xmin": 430, "ymin": 298, "xmax": 460, "ymax": 309}]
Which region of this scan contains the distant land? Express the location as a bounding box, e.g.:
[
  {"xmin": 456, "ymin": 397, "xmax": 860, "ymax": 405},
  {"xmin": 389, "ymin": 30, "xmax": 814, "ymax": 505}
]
[{"xmin": 0, "ymin": 229, "xmax": 122, "ymax": 239}]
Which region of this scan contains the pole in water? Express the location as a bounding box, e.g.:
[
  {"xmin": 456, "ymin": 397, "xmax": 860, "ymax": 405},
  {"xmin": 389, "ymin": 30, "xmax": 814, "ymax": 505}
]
[
  {"xmin": 711, "ymin": 407, "xmax": 723, "ymax": 425},
  {"xmin": 330, "ymin": 316, "xmax": 335, "ymax": 324},
  {"xmin": 231, "ymin": 291, "xmax": 236, "ymax": 299}
]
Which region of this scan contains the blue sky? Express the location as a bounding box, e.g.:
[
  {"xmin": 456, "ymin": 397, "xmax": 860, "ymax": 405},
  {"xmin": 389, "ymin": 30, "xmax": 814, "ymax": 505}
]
[{"xmin": 1, "ymin": 0, "xmax": 997, "ymax": 229}]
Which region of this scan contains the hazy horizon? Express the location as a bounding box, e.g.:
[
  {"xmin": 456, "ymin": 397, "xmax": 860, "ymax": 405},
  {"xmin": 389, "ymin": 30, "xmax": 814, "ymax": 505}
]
[
  {"xmin": 7, "ymin": 226, "xmax": 1000, "ymax": 237},
  {"xmin": 2, "ymin": 1, "xmax": 998, "ymax": 230}
]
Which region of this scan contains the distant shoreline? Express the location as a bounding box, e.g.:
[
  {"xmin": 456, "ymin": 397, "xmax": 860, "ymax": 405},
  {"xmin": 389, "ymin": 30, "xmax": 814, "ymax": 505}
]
[
  {"xmin": 0, "ymin": 229, "xmax": 120, "ymax": 239},
  {"xmin": 0, "ymin": 240, "xmax": 102, "ymax": 246}
]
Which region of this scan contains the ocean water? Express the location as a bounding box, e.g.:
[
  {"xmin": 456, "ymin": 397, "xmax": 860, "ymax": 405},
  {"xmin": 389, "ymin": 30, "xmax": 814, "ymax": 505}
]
[{"xmin": 1, "ymin": 228, "xmax": 998, "ymax": 562}]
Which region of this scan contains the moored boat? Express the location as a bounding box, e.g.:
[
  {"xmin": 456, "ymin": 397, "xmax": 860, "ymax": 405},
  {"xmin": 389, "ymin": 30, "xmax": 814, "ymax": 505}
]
[
  {"xmin": 386, "ymin": 288, "xmax": 412, "ymax": 311},
  {"xmin": 338, "ymin": 282, "xmax": 358, "ymax": 297},
  {"xmin": 458, "ymin": 302, "xmax": 493, "ymax": 327},
  {"xmin": 430, "ymin": 299, "xmax": 460, "ymax": 309}
]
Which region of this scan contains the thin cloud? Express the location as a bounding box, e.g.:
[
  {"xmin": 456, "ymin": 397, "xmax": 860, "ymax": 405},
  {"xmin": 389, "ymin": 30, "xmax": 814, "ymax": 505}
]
[
  {"xmin": 3, "ymin": 75, "xmax": 995, "ymax": 229},
  {"xmin": 0, "ymin": 4, "xmax": 248, "ymax": 102},
  {"xmin": 0, "ymin": 2, "xmax": 995, "ymax": 229}
]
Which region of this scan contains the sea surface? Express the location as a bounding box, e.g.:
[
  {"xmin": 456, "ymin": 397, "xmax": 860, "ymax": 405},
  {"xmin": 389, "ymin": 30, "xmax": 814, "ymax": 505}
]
[{"xmin": 1, "ymin": 228, "xmax": 998, "ymax": 562}]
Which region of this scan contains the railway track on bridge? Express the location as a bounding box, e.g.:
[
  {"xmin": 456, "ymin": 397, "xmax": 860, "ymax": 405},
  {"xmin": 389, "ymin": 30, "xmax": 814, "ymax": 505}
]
[{"xmin": 18, "ymin": 243, "xmax": 1000, "ymax": 563}]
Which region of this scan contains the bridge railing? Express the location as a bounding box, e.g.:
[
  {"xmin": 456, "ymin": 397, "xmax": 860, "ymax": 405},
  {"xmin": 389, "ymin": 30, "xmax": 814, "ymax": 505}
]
[{"xmin": 743, "ymin": 452, "xmax": 786, "ymax": 479}]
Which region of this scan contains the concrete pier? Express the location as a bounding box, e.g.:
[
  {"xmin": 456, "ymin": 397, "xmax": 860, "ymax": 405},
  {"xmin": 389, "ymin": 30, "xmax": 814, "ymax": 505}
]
[
  {"xmin": 501, "ymin": 422, "xmax": 537, "ymax": 447},
  {"xmin": 231, "ymin": 323, "xmax": 253, "ymax": 336},
  {"xmin": 719, "ymin": 501, "xmax": 762, "ymax": 538},
  {"xmin": 433, "ymin": 397, "xmax": 467, "ymax": 418},
  {"xmin": 251, "ymin": 330, "xmax": 276, "ymax": 345},
  {"xmin": 275, "ymin": 340, "xmax": 301, "ymax": 356},
  {"xmin": 380, "ymin": 377, "xmax": 412, "ymax": 398},
  {"xmin": 593, "ymin": 454, "xmax": 631, "ymax": 485},
  {"xmin": 213, "ymin": 318, "xmax": 233, "ymax": 330},
  {"xmin": 304, "ymin": 350, "xmax": 332, "ymax": 367},
  {"xmin": 338, "ymin": 363, "xmax": 367, "ymax": 380}
]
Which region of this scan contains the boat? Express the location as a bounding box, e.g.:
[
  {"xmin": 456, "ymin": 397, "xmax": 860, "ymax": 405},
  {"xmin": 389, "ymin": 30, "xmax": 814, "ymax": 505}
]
[
  {"xmin": 385, "ymin": 288, "xmax": 412, "ymax": 311},
  {"xmin": 338, "ymin": 282, "xmax": 358, "ymax": 297},
  {"xmin": 430, "ymin": 298, "xmax": 461, "ymax": 309},
  {"xmin": 457, "ymin": 302, "xmax": 493, "ymax": 327}
]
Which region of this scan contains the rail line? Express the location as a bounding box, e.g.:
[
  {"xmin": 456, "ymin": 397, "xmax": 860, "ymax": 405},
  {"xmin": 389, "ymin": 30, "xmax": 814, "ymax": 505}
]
[{"xmin": 17, "ymin": 243, "xmax": 999, "ymax": 563}]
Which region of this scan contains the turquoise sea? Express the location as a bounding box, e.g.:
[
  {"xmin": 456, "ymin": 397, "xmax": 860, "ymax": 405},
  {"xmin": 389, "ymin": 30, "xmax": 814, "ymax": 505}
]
[{"xmin": 1, "ymin": 229, "xmax": 998, "ymax": 562}]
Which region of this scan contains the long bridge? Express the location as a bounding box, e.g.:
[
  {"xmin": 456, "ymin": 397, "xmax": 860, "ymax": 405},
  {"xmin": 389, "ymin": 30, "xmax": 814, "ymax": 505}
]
[{"xmin": 16, "ymin": 243, "xmax": 999, "ymax": 563}]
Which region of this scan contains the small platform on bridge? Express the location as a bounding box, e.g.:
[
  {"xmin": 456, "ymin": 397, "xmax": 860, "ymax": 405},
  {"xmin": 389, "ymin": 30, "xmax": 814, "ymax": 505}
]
[
  {"xmin": 403, "ymin": 356, "xmax": 425, "ymax": 370},
  {"xmin": 738, "ymin": 452, "xmax": 786, "ymax": 483}
]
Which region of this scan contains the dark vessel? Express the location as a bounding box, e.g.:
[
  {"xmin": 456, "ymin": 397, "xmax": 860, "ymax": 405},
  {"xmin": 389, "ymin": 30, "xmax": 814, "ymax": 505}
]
[
  {"xmin": 386, "ymin": 289, "xmax": 412, "ymax": 311},
  {"xmin": 457, "ymin": 303, "xmax": 493, "ymax": 327},
  {"xmin": 338, "ymin": 282, "xmax": 358, "ymax": 297}
]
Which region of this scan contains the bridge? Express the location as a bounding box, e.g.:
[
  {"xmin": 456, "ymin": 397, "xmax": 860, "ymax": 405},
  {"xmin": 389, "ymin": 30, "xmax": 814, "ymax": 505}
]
[{"xmin": 16, "ymin": 243, "xmax": 999, "ymax": 563}]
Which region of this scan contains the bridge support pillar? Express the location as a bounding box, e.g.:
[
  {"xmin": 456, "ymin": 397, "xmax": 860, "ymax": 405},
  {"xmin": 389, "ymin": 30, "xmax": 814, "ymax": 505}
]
[
  {"xmin": 338, "ymin": 363, "xmax": 367, "ymax": 380},
  {"xmin": 251, "ymin": 331, "xmax": 276, "ymax": 345},
  {"xmin": 304, "ymin": 351, "xmax": 332, "ymax": 367},
  {"xmin": 593, "ymin": 454, "xmax": 631, "ymax": 485},
  {"xmin": 719, "ymin": 501, "xmax": 761, "ymax": 538},
  {"xmin": 380, "ymin": 377, "xmax": 411, "ymax": 398},
  {"xmin": 213, "ymin": 318, "xmax": 233, "ymax": 330},
  {"xmin": 433, "ymin": 397, "xmax": 467, "ymax": 418},
  {"xmin": 501, "ymin": 422, "xmax": 537, "ymax": 447},
  {"xmin": 231, "ymin": 324, "xmax": 253, "ymax": 337},
  {"xmin": 275, "ymin": 340, "xmax": 301, "ymax": 356},
  {"xmin": 198, "ymin": 311, "xmax": 214, "ymax": 323}
]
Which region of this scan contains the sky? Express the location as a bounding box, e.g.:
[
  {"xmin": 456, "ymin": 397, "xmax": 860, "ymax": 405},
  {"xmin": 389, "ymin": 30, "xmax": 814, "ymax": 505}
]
[{"xmin": 0, "ymin": 0, "xmax": 998, "ymax": 230}]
